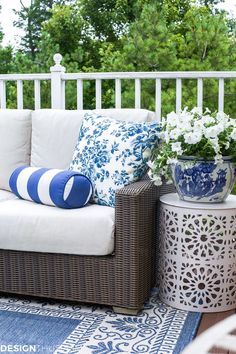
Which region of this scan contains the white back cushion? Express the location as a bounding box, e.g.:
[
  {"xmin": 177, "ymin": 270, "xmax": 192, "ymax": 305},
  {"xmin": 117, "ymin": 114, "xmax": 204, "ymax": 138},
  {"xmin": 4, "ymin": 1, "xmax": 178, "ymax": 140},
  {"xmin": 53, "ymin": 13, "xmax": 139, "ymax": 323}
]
[
  {"xmin": 94, "ymin": 109, "xmax": 156, "ymax": 122},
  {"xmin": 31, "ymin": 109, "xmax": 88, "ymax": 169},
  {"xmin": 31, "ymin": 108, "xmax": 156, "ymax": 169},
  {"xmin": 0, "ymin": 109, "xmax": 32, "ymax": 191}
]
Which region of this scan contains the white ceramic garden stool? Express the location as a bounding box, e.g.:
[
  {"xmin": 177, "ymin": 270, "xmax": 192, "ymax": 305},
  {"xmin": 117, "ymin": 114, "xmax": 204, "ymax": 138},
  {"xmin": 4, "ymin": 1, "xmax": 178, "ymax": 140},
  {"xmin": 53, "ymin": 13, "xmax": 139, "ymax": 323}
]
[{"xmin": 158, "ymin": 193, "xmax": 236, "ymax": 312}]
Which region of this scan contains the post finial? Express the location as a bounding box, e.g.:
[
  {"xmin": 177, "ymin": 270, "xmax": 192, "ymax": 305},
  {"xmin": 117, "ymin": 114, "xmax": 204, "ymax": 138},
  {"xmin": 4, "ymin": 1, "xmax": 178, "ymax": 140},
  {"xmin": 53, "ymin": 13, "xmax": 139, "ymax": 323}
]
[
  {"xmin": 50, "ymin": 53, "xmax": 65, "ymax": 73},
  {"xmin": 53, "ymin": 53, "xmax": 63, "ymax": 66}
]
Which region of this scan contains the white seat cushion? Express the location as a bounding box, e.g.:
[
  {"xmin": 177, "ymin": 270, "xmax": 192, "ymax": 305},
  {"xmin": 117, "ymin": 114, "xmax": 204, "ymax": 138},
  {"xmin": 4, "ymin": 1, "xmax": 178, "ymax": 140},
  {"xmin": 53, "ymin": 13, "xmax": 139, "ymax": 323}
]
[
  {"xmin": 0, "ymin": 190, "xmax": 18, "ymax": 203},
  {"xmin": 0, "ymin": 109, "xmax": 32, "ymax": 191},
  {"xmin": 31, "ymin": 109, "xmax": 156, "ymax": 169},
  {"xmin": 0, "ymin": 199, "xmax": 115, "ymax": 255}
]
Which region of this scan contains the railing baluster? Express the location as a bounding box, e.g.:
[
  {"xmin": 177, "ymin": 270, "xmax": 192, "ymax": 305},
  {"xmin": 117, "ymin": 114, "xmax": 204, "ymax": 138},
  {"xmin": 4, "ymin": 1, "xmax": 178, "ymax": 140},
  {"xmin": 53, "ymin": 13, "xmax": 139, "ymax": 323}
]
[
  {"xmin": 155, "ymin": 79, "xmax": 161, "ymax": 121},
  {"xmin": 96, "ymin": 79, "xmax": 102, "ymax": 109},
  {"xmin": 197, "ymin": 78, "xmax": 203, "ymax": 111},
  {"xmin": 34, "ymin": 79, "xmax": 41, "ymax": 109},
  {"xmin": 218, "ymin": 78, "xmax": 224, "ymax": 112},
  {"xmin": 17, "ymin": 80, "xmax": 23, "ymax": 109},
  {"xmin": 77, "ymin": 79, "xmax": 83, "ymax": 110},
  {"xmin": 176, "ymin": 78, "xmax": 182, "ymax": 112},
  {"xmin": 61, "ymin": 80, "xmax": 65, "ymax": 109},
  {"xmin": 0, "ymin": 67, "xmax": 234, "ymax": 113},
  {"xmin": 135, "ymin": 78, "xmax": 141, "ymax": 109},
  {"xmin": 115, "ymin": 79, "xmax": 121, "ymax": 108},
  {"xmin": 0, "ymin": 80, "xmax": 6, "ymax": 109}
]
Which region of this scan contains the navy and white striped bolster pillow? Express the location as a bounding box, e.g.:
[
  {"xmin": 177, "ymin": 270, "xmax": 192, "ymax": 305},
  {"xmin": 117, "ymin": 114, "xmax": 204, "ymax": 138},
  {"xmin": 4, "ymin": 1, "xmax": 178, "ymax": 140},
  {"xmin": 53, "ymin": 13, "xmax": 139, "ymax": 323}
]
[{"xmin": 9, "ymin": 166, "xmax": 93, "ymax": 209}]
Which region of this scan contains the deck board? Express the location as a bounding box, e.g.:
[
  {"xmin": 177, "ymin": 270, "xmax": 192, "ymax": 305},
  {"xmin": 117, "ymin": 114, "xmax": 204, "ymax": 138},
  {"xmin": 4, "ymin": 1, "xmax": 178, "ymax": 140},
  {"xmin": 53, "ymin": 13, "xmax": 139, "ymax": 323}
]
[{"xmin": 196, "ymin": 309, "xmax": 236, "ymax": 354}]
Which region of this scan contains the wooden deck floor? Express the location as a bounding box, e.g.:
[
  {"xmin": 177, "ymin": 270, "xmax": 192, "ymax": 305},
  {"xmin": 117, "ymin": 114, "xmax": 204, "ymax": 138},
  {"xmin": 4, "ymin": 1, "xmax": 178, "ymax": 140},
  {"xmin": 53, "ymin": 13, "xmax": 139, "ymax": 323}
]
[{"xmin": 196, "ymin": 309, "xmax": 236, "ymax": 354}]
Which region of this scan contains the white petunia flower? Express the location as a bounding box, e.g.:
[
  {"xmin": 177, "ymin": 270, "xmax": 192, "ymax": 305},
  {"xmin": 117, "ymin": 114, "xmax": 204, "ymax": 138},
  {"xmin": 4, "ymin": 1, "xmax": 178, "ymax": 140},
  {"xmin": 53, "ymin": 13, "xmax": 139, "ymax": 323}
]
[
  {"xmin": 201, "ymin": 115, "xmax": 215, "ymax": 125},
  {"xmin": 164, "ymin": 131, "xmax": 170, "ymax": 143},
  {"xmin": 166, "ymin": 111, "xmax": 180, "ymax": 127},
  {"xmin": 214, "ymin": 154, "xmax": 223, "ymax": 164},
  {"xmin": 169, "ymin": 128, "xmax": 181, "ymax": 139},
  {"xmin": 194, "ymin": 121, "xmax": 204, "ymax": 132},
  {"xmin": 143, "ymin": 148, "xmax": 151, "ymax": 159},
  {"xmin": 226, "ymin": 118, "xmax": 236, "ymax": 128},
  {"xmin": 205, "ymin": 124, "xmax": 224, "ymax": 139},
  {"xmin": 179, "ymin": 113, "xmax": 192, "ymax": 125},
  {"xmin": 191, "ymin": 107, "xmax": 202, "ymax": 115},
  {"xmin": 231, "ymin": 128, "xmax": 236, "ymax": 140},
  {"xmin": 216, "ymin": 111, "xmax": 228, "ymax": 122},
  {"xmin": 224, "ymin": 141, "xmax": 230, "ymax": 150},
  {"xmin": 184, "ymin": 131, "xmax": 202, "ymax": 144},
  {"xmin": 171, "ymin": 142, "xmax": 183, "ymax": 154},
  {"xmin": 157, "ymin": 131, "xmax": 165, "ymax": 140},
  {"xmin": 161, "ymin": 166, "xmax": 168, "ymax": 174},
  {"xmin": 154, "ymin": 176, "xmax": 162, "ymax": 186},
  {"xmin": 210, "ymin": 138, "xmax": 220, "ymax": 153},
  {"xmin": 179, "ymin": 121, "xmax": 192, "ymax": 132},
  {"xmin": 167, "ymin": 157, "xmax": 178, "ymax": 164},
  {"xmin": 161, "ymin": 117, "xmax": 167, "ymax": 125},
  {"xmin": 147, "ymin": 160, "xmax": 154, "ymax": 169}
]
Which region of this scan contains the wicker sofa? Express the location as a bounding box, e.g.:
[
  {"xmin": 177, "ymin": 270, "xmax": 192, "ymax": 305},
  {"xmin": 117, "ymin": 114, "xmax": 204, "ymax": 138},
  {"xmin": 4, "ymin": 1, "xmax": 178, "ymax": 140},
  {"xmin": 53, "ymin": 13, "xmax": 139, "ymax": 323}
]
[{"xmin": 0, "ymin": 108, "xmax": 174, "ymax": 314}]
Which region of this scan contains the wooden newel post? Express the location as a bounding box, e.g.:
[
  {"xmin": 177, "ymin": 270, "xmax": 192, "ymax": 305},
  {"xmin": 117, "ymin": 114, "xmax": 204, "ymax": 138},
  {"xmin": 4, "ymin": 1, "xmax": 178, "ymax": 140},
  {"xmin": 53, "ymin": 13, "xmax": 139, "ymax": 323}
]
[{"xmin": 50, "ymin": 53, "xmax": 66, "ymax": 109}]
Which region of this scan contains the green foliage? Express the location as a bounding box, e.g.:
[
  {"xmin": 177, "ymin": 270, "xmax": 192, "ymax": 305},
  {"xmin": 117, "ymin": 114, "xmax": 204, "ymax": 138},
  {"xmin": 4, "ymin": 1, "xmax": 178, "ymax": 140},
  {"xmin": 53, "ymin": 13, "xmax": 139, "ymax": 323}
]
[
  {"xmin": 79, "ymin": 0, "xmax": 138, "ymax": 42},
  {"xmin": 14, "ymin": 0, "xmax": 66, "ymax": 58},
  {"xmin": 0, "ymin": 0, "xmax": 235, "ymax": 117},
  {"xmin": 112, "ymin": 5, "xmax": 177, "ymax": 71},
  {"xmin": 232, "ymin": 184, "xmax": 236, "ymax": 194},
  {"xmin": 43, "ymin": 3, "xmax": 83, "ymax": 55},
  {"xmin": 0, "ymin": 46, "xmax": 13, "ymax": 73},
  {"xmin": 0, "ymin": 4, "xmax": 5, "ymax": 43},
  {"xmin": 198, "ymin": 0, "xmax": 224, "ymax": 7},
  {"xmin": 176, "ymin": 7, "xmax": 235, "ymax": 70}
]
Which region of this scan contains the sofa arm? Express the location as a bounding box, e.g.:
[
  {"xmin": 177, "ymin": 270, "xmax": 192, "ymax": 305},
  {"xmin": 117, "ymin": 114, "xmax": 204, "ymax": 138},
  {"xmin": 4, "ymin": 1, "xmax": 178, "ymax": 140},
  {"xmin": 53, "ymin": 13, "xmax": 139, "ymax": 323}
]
[
  {"xmin": 115, "ymin": 179, "xmax": 155, "ymax": 198},
  {"xmin": 114, "ymin": 180, "xmax": 175, "ymax": 293},
  {"xmin": 115, "ymin": 180, "xmax": 176, "ymax": 246},
  {"xmin": 115, "ymin": 179, "xmax": 157, "ymax": 253},
  {"xmin": 115, "ymin": 178, "xmax": 175, "ymax": 207}
]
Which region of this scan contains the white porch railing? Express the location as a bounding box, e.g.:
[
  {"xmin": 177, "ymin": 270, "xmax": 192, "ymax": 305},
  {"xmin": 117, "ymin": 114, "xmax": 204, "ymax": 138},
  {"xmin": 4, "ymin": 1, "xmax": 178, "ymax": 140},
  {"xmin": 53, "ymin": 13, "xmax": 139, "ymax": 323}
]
[{"xmin": 0, "ymin": 53, "xmax": 236, "ymax": 120}]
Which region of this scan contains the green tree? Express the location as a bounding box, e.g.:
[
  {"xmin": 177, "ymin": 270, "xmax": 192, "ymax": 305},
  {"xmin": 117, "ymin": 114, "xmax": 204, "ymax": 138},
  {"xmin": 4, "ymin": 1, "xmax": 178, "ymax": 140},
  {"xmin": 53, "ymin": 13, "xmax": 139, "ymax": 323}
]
[
  {"xmin": 100, "ymin": 2, "xmax": 177, "ymax": 111},
  {"xmin": 14, "ymin": 0, "xmax": 67, "ymax": 58},
  {"xmin": 101, "ymin": 3, "xmax": 177, "ymax": 72},
  {"xmin": 174, "ymin": 6, "xmax": 236, "ymax": 113},
  {"xmin": 199, "ymin": 0, "xmax": 224, "ymax": 7},
  {"xmin": 175, "ymin": 7, "xmax": 235, "ymax": 70},
  {"xmin": 42, "ymin": 3, "xmax": 85, "ymax": 57},
  {"xmin": 0, "ymin": 5, "xmax": 13, "ymax": 74},
  {"xmin": 0, "ymin": 46, "xmax": 13, "ymax": 73},
  {"xmin": 0, "ymin": 4, "xmax": 4, "ymax": 43},
  {"xmin": 79, "ymin": 0, "xmax": 138, "ymax": 42}
]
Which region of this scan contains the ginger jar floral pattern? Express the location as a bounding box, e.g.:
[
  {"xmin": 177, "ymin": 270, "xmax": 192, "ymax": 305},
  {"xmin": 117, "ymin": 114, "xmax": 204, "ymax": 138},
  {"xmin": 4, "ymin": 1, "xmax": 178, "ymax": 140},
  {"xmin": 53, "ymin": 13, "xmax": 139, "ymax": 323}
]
[
  {"xmin": 171, "ymin": 156, "xmax": 236, "ymax": 202},
  {"xmin": 70, "ymin": 112, "xmax": 160, "ymax": 207}
]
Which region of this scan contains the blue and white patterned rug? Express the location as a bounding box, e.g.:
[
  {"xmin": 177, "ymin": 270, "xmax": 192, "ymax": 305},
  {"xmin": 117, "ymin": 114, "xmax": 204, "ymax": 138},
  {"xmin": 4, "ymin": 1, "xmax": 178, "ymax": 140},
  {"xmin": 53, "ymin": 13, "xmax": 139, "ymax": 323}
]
[{"xmin": 0, "ymin": 289, "xmax": 201, "ymax": 354}]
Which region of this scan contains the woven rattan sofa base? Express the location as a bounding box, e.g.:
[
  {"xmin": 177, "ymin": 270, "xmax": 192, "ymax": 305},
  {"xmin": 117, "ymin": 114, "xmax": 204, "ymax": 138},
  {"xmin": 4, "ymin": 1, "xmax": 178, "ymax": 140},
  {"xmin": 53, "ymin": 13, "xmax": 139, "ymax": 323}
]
[{"xmin": 0, "ymin": 180, "xmax": 175, "ymax": 312}]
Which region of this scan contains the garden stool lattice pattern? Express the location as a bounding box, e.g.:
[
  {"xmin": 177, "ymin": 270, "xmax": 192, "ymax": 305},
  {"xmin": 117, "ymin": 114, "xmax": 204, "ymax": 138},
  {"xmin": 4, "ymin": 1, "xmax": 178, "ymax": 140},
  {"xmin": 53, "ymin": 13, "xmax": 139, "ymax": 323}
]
[{"xmin": 158, "ymin": 193, "xmax": 236, "ymax": 312}]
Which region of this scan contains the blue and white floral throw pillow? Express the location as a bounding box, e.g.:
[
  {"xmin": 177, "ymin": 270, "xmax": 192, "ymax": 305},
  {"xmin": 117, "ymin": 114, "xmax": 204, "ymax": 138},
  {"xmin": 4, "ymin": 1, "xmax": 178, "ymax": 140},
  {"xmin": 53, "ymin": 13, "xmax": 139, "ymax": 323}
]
[{"xmin": 70, "ymin": 112, "xmax": 160, "ymax": 207}]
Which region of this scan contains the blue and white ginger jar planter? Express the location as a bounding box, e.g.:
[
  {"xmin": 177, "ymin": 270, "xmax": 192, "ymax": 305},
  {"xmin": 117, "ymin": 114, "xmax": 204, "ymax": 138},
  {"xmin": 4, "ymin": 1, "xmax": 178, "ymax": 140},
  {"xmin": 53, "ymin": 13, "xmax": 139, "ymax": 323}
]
[{"xmin": 171, "ymin": 156, "xmax": 236, "ymax": 203}]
